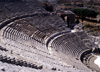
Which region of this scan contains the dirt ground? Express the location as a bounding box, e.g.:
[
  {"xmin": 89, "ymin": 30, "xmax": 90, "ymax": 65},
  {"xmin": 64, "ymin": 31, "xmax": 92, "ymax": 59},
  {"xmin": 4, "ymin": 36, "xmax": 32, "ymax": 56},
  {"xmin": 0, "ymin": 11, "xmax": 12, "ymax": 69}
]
[{"xmin": 77, "ymin": 19, "xmax": 100, "ymax": 26}]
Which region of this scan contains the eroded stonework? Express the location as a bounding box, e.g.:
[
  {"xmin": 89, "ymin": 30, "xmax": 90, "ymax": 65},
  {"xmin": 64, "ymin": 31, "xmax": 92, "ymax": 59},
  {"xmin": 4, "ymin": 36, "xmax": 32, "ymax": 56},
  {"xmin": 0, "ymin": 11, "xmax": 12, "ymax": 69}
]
[{"xmin": 0, "ymin": 0, "xmax": 95, "ymax": 72}]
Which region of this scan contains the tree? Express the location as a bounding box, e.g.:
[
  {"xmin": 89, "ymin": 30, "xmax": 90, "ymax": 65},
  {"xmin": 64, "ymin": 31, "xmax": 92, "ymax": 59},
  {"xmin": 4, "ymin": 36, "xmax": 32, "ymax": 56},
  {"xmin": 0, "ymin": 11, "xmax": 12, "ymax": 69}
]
[{"xmin": 72, "ymin": 8, "xmax": 98, "ymax": 22}]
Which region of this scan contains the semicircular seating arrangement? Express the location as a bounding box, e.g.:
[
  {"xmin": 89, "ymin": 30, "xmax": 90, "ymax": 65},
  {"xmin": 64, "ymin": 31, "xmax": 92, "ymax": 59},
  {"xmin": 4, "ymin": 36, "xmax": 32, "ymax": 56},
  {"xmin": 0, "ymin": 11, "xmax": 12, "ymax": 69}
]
[
  {"xmin": 2, "ymin": 14, "xmax": 68, "ymax": 44},
  {"xmin": 50, "ymin": 32, "xmax": 92, "ymax": 59},
  {"xmin": 0, "ymin": 0, "xmax": 95, "ymax": 72}
]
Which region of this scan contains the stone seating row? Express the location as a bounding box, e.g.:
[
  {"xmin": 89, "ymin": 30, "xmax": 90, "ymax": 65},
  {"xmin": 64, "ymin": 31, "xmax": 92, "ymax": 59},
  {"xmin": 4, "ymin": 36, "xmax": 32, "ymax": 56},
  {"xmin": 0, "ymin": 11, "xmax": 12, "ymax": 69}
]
[
  {"xmin": 51, "ymin": 33, "xmax": 91, "ymax": 59},
  {"xmin": 82, "ymin": 39, "xmax": 96, "ymax": 48},
  {"xmin": 1, "ymin": 33, "xmax": 78, "ymax": 71},
  {"xmin": 0, "ymin": 15, "xmax": 8, "ymax": 23},
  {"xmin": 2, "ymin": 0, "xmax": 45, "ymax": 14},
  {"xmin": 0, "ymin": 61, "xmax": 42, "ymax": 72},
  {"xmin": 3, "ymin": 26, "xmax": 48, "ymax": 52},
  {"xmin": 0, "ymin": 46, "xmax": 8, "ymax": 52},
  {"xmin": 2, "ymin": 35, "xmax": 55, "ymax": 61},
  {"xmin": 6, "ymin": 36, "xmax": 46, "ymax": 54},
  {"xmin": 3, "ymin": 27, "xmax": 31, "ymax": 41},
  {"xmin": 2, "ymin": 33, "xmax": 51, "ymax": 58},
  {"xmin": 3, "ymin": 13, "xmax": 68, "ymax": 42},
  {"xmin": 4, "ymin": 42, "xmax": 74, "ymax": 72},
  {"xmin": 9, "ymin": 20, "xmax": 46, "ymax": 43},
  {"xmin": 5, "ymin": 42, "xmax": 56, "ymax": 63},
  {"xmin": 0, "ymin": 3, "xmax": 49, "ymax": 26},
  {"xmin": 75, "ymin": 32, "xmax": 89, "ymax": 40},
  {"xmin": 29, "ymin": 15, "xmax": 67, "ymax": 30},
  {"xmin": 0, "ymin": 50, "xmax": 43, "ymax": 69},
  {"xmin": 0, "ymin": 60, "xmax": 78, "ymax": 72}
]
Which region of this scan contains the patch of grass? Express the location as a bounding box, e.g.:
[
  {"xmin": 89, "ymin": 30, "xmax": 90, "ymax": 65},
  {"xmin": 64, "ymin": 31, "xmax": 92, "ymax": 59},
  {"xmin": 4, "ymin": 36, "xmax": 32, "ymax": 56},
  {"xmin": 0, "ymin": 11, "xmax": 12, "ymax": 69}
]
[
  {"xmin": 89, "ymin": 29, "xmax": 94, "ymax": 32},
  {"xmin": 84, "ymin": 24, "xmax": 94, "ymax": 28},
  {"xmin": 84, "ymin": 24, "xmax": 100, "ymax": 35}
]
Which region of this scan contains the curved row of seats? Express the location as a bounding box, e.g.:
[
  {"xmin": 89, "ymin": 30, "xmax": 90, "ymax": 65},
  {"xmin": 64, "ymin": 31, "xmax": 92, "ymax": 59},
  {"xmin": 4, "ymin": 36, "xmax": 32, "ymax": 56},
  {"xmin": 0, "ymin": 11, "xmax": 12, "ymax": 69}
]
[
  {"xmin": 30, "ymin": 15, "xmax": 67, "ymax": 33},
  {"xmin": 2, "ymin": 39, "xmax": 77, "ymax": 72},
  {"xmin": 82, "ymin": 53, "xmax": 94, "ymax": 67},
  {"xmin": 4, "ymin": 40, "xmax": 57, "ymax": 63},
  {"xmin": 51, "ymin": 32, "xmax": 91, "ymax": 59},
  {"xmin": 1, "ymin": 28, "xmax": 80, "ymax": 71},
  {"xmin": 0, "ymin": 12, "xmax": 47, "ymax": 30},
  {"xmin": 0, "ymin": 0, "xmax": 50, "ymax": 29},
  {"xmin": 75, "ymin": 32, "xmax": 89, "ymax": 40},
  {"xmin": 0, "ymin": 46, "xmax": 8, "ymax": 51},
  {"xmin": 3, "ymin": 26, "xmax": 47, "ymax": 50},
  {"xmin": 6, "ymin": 15, "xmax": 68, "ymax": 44},
  {"xmin": 2, "ymin": 27, "xmax": 52, "ymax": 57},
  {"xmin": 2, "ymin": 27, "xmax": 59, "ymax": 61},
  {"xmin": 0, "ymin": 14, "xmax": 68, "ymax": 44},
  {"xmin": 0, "ymin": 51, "xmax": 43, "ymax": 69},
  {"xmin": 9, "ymin": 19, "xmax": 47, "ymax": 44},
  {"xmin": 3, "ymin": 27, "xmax": 32, "ymax": 41},
  {"xmin": 1, "ymin": 0, "xmax": 45, "ymax": 14},
  {"xmin": 0, "ymin": 61, "xmax": 44, "ymax": 72}
]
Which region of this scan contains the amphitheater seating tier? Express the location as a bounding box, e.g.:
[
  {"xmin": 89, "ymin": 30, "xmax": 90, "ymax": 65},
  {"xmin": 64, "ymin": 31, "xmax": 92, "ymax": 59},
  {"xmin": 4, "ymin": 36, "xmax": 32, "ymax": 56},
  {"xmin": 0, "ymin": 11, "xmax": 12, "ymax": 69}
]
[
  {"xmin": 51, "ymin": 32, "xmax": 91, "ymax": 59},
  {"xmin": 0, "ymin": 0, "xmax": 93, "ymax": 72},
  {"xmin": 0, "ymin": 36, "xmax": 81, "ymax": 72},
  {"xmin": 1, "ymin": 14, "xmax": 68, "ymax": 44},
  {"xmin": 75, "ymin": 32, "xmax": 89, "ymax": 40},
  {"xmin": 0, "ymin": 0, "xmax": 46, "ymax": 23}
]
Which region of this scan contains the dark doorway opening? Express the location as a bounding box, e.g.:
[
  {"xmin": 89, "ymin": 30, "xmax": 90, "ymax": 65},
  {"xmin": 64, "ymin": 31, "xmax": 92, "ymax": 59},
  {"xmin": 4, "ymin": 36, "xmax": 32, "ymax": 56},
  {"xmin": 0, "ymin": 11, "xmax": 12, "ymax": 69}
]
[{"xmin": 60, "ymin": 13, "xmax": 70, "ymax": 26}]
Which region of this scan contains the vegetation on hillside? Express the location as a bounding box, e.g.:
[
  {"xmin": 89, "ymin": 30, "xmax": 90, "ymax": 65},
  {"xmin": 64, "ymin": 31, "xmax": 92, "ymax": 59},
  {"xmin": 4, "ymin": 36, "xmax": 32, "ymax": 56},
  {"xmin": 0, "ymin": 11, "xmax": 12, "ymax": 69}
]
[
  {"xmin": 57, "ymin": 0, "xmax": 100, "ymax": 13},
  {"xmin": 72, "ymin": 8, "xmax": 98, "ymax": 18},
  {"xmin": 72, "ymin": 8, "xmax": 98, "ymax": 21},
  {"xmin": 84, "ymin": 24, "xmax": 100, "ymax": 36}
]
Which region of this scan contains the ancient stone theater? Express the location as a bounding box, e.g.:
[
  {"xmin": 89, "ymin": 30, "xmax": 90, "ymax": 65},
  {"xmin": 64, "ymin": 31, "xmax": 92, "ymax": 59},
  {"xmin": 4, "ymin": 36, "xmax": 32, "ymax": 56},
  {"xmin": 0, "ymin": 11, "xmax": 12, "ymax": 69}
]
[{"xmin": 0, "ymin": 0, "xmax": 100, "ymax": 72}]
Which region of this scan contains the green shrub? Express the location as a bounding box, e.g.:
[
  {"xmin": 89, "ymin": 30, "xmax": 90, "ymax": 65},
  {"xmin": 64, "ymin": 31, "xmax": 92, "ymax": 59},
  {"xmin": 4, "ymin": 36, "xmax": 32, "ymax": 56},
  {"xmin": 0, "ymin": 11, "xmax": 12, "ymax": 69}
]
[
  {"xmin": 72, "ymin": 8, "xmax": 98, "ymax": 22},
  {"xmin": 89, "ymin": 29, "xmax": 94, "ymax": 32},
  {"xmin": 84, "ymin": 24, "xmax": 91, "ymax": 28},
  {"xmin": 84, "ymin": 24, "xmax": 94, "ymax": 28}
]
